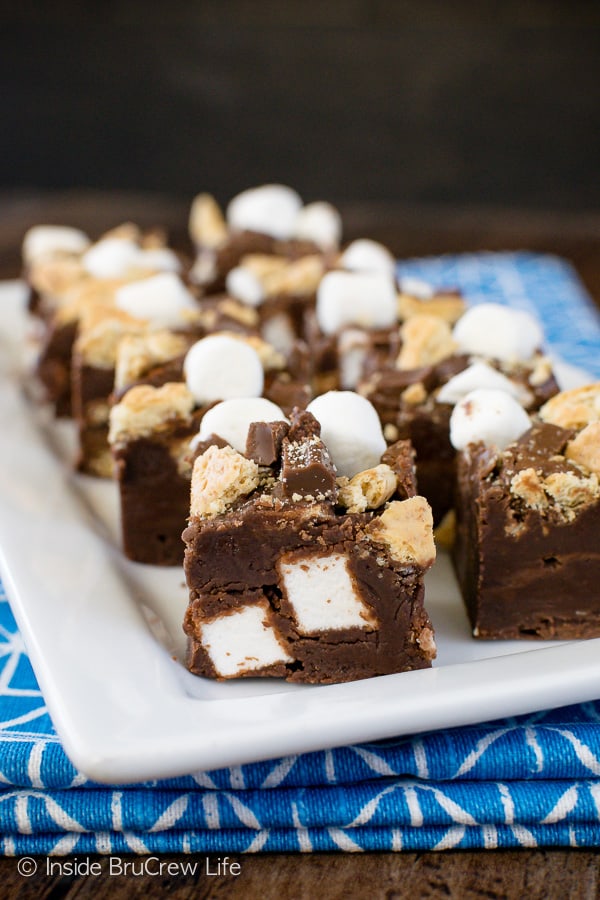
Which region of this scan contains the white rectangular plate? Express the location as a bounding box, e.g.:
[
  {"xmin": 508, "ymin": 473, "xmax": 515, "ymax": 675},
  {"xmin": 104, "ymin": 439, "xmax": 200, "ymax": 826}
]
[{"xmin": 2, "ymin": 280, "xmax": 600, "ymax": 785}]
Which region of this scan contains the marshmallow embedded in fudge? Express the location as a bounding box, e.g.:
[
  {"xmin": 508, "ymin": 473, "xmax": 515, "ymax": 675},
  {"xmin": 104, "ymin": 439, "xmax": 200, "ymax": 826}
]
[
  {"xmin": 339, "ymin": 239, "xmax": 396, "ymax": 278},
  {"xmin": 196, "ymin": 397, "xmax": 287, "ymax": 453},
  {"xmin": 316, "ymin": 270, "xmax": 397, "ymax": 336},
  {"xmin": 293, "ymin": 201, "xmax": 342, "ymax": 250},
  {"xmin": 452, "ymin": 303, "xmax": 544, "ymax": 362},
  {"xmin": 306, "ymin": 391, "xmax": 387, "ymax": 477},
  {"xmin": 184, "ymin": 335, "xmax": 264, "ymax": 405},
  {"xmin": 449, "ymin": 388, "xmax": 531, "ymax": 451},
  {"xmin": 278, "ymin": 552, "xmax": 377, "ymax": 634},
  {"xmin": 436, "ymin": 361, "xmax": 530, "ymax": 406},
  {"xmin": 114, "ymin": 273, "xmax": 198, "ymax": 328},
  {"xmin": 200, "ymin": 603, "xmax": 293, "ymax": 677},
  {"xmin": 226, "ymin": 184, "xmax": 303, "ymax": 241},
  {"xmin": 22, "ymin": 225, "xmax": 91, "ymax": 265}
]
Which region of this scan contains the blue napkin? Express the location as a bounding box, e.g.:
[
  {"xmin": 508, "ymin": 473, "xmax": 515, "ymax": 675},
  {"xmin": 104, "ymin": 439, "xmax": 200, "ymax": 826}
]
[{"xmin": 1, "ymin": 252, "xmax": 600, "ymax": 855}]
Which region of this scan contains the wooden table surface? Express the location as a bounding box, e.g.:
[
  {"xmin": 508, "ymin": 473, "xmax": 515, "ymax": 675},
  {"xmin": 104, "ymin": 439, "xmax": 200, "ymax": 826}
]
[{"xmin": 1, "ymin": 191, "xmax": 600, "ymax": 899}]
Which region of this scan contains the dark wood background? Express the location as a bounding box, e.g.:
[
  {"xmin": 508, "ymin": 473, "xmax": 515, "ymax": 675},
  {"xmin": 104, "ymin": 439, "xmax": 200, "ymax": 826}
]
[{"xmin": 2, "ymin": 1, "xmax": 600, "ymax": 212}]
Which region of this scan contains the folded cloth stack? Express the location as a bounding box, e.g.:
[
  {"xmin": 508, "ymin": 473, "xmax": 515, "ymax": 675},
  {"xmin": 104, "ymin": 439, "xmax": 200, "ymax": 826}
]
[{"xmin": 2, "ymin": 251, "xmax": 600, "ymax": 855}]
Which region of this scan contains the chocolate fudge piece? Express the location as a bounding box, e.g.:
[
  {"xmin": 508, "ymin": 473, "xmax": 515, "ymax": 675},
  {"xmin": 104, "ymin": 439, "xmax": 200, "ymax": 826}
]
[
  {"xmin": 453, "ymin": 384, "xmax": 600, "ymax": 639},
  {"xmin": 182, "ymin": 409, "xmax": 436, "ymax": 684},
  {"xmin": 361, "ymin": 314, "xmax": 559, "ymax": 523}
]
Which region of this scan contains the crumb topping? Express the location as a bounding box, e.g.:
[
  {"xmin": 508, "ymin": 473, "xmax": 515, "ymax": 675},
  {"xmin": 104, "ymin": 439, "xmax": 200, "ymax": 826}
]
[
  {"xmin": 108, "ymin": 382, "xmax": 195, "ymax": 444},
  {"xmin": 540, "ymin": 383, "xmax": 600, "ymax": 429},
  {"xmin": 114, "ymin": 330, "xmax": 190, "ymax": 390},
  {"xmin": 396, "ymin": 314, "xmax": 457, "ymax": 370},
  {"xmin": 365, "ymin": 496, "xmax": 436, "ymax": 568},
  {"xmin": 337, "ymin": 464, "xmax": 397, "ymax": 513},
  {"xmin": 190, "ymin": 445, "xmax": 260, "ymax": 518},
  {"xmin": 397, "ymin": 291, "xmax": 465, "ymax": 325}
]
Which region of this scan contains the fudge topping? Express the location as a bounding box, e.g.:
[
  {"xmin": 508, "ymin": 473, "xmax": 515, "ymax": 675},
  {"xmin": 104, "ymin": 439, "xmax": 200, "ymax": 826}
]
[
  {"xmin": 279, "ymin": 429, "xmax": 337, "ymax": 502},
  {"xmin": 246, "ymin": 420, "xmax": 289, "ymax": 466}
]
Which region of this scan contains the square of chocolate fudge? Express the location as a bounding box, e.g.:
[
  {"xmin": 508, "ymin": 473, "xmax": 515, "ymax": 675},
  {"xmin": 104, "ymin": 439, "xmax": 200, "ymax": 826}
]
[
  {"xmin": 453, "ymin": 384, "xmax": 600, "ymax": 639},
  {"xmin": 182, "ymin": 408, "xmax": 437, "ymax": 684}
]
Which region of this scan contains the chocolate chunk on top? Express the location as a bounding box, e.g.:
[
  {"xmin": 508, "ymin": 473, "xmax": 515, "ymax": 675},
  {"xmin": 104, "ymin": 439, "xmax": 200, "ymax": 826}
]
[
  {"xmin": 246, "ymin": 420, "xmax": 289, "ymax": 466},
  {"xmin": 278, "ymin": 412, "xmax": 337, "ymax": 502}
]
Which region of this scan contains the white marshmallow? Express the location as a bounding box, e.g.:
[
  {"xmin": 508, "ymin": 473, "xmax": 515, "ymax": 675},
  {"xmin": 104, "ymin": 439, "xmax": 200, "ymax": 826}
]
[
  {"xmin": 293, "ymin": 201, "xmax": 342, "ymax": 250},
  {"xmin": 339, "ymin": 239, "xmax": 396, "ymax": 277},
  {"xmin": 197, "ymin": 397, "xmax": 286, "ymax": 452},
  {"xmin": 398, "ymin": 276, "xmax": 434, "ymax": 299},
  {"xmin": 82, "ymin": 237, "xmax": 141, "ymax": 278},
  {"xmin": 201, "ymin": 604, "xmax": 293, "ymax": 677},
  {"xmin": 316, "ymin": 270, "xmax": 397, "ymax": 336},
  {"xmin": 184, "ymin": 335, "xmax": 264, "ymax": 405},
  {"xmin": 226, "ymin": 184, "xmax": 303, "ymax": 241},
  {"xmin": 338, "ymin": 329, "xmax": 370, "ymax": 389},
  {"xmin": 136, "ymin": 247, "xmax": 181, "ymax": 272},
  {"xmin": 114, "ymin": 272, "xmax": 197, "ymax": 327},
  {"xmin": 279, "ymin": 552, "xmax": 377, "ymax": 634},
  {"xmin": 22, "ymin": 225, "xmax": 91, "ymax": 265},
  {"xmin": 449, "ymin": 388, "xmax": 531, "ymax": 451},
  {"xmin": 436, "ymin": 361, "xmax": 526, "ymax": 406},
  {"xmin": 225, "ymin": 266, "xmax": 265, "ymax": 307},
  {"xmin": 261, "ymin": 312, "xmax": 297, "ymax": 355},
  {"xmin": 306, "ymin": 391, "xmax": 386, "ymax": 478},
  {"xmin": 453, "ymin": 303, "xmax": 544, "ymax": 362}
]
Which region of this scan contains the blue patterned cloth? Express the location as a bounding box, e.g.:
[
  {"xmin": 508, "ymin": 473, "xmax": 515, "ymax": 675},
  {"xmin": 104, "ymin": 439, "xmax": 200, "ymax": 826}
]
[{"xmin": 1, "ymin": 252, "xmax": 600, "ymax": 855}]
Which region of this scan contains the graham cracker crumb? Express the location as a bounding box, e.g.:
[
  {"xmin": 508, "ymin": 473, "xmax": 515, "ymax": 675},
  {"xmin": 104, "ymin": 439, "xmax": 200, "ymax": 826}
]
[
  {"xmin": 542, "ymin": 470, "xmax": 600, "ymax": 520},
  {"xmin": 189, "ymin": 194, "xmax": 228, "ymax": 248},
  {"xmin": 402, "ymin": 382, "xmax": 427, "ymax": 405},
  {"xmin": 366, "ymin": 496, "xmax": 436, "ymax": 568},
  {"xmin": 115, "ymin": 330, "xmax": 189, "ymax": 390},
  {"xmin": 396, "ymin": 314, "xmax": 457, "ymax": 370},
  {"xmin": 510, "ymin": 468, "xmax": 549, "ymax": 510},
  {"xmin": 190, "ymin": 445, "xmax": 260, "ymax": 518},
  {"xmin": 540, "ymin": 383, "xmax": 600, "ymax": 429},
  {"xmin": 397, "ymin": 292, "xmax": 465, "ymax": 325},
  {"xmin": 108, "ymin": 382, "xmax": 195, "ymax": 444},
  {"xmin": 337, "ymin": 464, "xmax": 397, "ymax": 513},
  {"xmin": 565, "ymin": 422, "xmax": 600, "ymax": 477}
]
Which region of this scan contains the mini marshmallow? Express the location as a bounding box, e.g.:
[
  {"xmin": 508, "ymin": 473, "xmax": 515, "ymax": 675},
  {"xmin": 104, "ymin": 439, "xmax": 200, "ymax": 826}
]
[
  {"xmin": 82, "ymin": 237, "xmax": 141, "ymax": 278},
  {"xmin": 293, "ymin": 201, "xmax": 342, "ymax": 250},
  {"xmin": 453, "ymin": 303, "xmax": 544, "ymax": 362},
  {"xmin": 436, "ymin": 361, "xmax": 527, "ymax": 406},
  {"xmin": 398, "ymin": 276, "xmax": 434, "ymax": 300},
  {"xmin": 226, "ymin": 184, "xmax": 303, "ymax": 241},
  {"xmin": 114, "ymin": 272, "xmax": 197, "ymax": 327},
  {"xmin": 22, "ymin": 225, "xmax": 91, "ymax": 265},
  {"xmin": 449, "ymin": 388, "xmax": 531, "ymax": 451},
  {"xmin": 306, "ymin": 391, "xmax": 386, "ymax": 478},
  {"xmin": 184, "ymin": 335, "xmax": 264, "ymax": 405},
  {"xmin": 136, "ymin": 247, "xmax": 181, "ymax": 273},
  {"xmin": 316, "ymin": 270, "xmax": 397, "ymax": 336},
  {"xmin": 339, "ymin": 239, "xmax": 396, "ymax": 277},
  {"xmin": 261, "ymin": 312, "xmax": 297, "ymax": 355},
  {"xmin": 197, "ymin": 397, "xmax": 286, "ymax": 453},
  {"xmin": 225, "ymin": 266, "xmax": 265, "ymax": 307}
]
